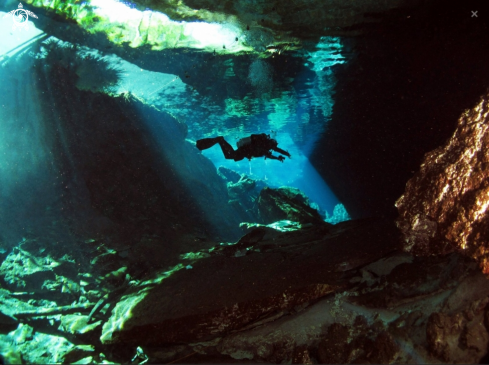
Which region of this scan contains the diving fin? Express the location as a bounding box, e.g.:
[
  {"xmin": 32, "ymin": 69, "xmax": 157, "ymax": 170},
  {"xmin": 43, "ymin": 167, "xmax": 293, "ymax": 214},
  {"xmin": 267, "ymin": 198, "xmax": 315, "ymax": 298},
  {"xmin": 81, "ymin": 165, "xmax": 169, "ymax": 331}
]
[{"xmin": 196, "ymin": 137, "xmax": 221, "ymax": 151}]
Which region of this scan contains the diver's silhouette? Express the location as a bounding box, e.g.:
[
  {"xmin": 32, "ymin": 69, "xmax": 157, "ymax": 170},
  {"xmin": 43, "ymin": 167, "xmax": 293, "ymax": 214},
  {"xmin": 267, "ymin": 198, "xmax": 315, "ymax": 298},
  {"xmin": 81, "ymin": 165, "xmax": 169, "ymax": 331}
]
[{"xmin": 196, "ymin": 134, "xmax": 291, "ymax": 162}]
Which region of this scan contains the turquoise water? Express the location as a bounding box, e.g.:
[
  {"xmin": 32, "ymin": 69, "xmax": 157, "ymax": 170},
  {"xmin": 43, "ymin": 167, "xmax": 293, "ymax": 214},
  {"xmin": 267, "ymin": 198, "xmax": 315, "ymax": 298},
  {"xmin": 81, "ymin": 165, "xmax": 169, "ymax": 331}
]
[
  {"xmin": 0, "ymin": 5, "xmax": 347, "ymax": 225},
  {"xmin": 0, "ymin": 2, "xmax": 351, "ymax": 362}
]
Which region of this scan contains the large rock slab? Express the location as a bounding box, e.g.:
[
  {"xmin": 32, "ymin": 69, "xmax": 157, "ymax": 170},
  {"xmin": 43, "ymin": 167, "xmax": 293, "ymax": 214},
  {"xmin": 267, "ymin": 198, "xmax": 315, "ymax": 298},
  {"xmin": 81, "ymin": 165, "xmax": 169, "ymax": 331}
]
[
  {"xmin": 396, "ymin": 91, "xmax": 489, "ymax": 273},
  {"xmin": 100, "ymin": 218, "xmax": 400, "ymax": 345}
]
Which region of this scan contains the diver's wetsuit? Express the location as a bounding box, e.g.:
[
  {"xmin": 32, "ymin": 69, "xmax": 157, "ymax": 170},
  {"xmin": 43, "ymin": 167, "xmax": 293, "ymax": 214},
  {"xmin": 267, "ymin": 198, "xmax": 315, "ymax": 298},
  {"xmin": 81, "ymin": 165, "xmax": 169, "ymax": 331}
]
[{"xmin": 196, "ymin": 134, "xmax": 291, "ymax": 162}]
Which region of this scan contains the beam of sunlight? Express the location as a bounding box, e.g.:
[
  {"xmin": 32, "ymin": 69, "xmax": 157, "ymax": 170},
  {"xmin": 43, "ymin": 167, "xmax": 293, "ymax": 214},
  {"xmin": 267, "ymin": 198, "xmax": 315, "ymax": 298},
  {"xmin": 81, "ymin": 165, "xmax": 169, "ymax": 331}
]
[
  {"xmin": 0, "ymin": 18, "xmax": 61, "ymax": 245},
  {"xmin": 0, "ymin": 10, "xmax": 44, "ymax": 61},
  {"xmin": 0, "ymin": 13, "xmax": 48, "ymax": 187}
]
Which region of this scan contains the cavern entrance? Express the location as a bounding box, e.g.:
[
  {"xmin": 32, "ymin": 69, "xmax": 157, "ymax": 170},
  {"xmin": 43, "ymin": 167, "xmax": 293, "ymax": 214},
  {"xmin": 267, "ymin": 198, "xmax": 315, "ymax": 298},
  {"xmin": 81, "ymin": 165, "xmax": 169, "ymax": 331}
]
[{"xmin": 0, "ymin": 0, "xmax": 488, "ymax": 363}]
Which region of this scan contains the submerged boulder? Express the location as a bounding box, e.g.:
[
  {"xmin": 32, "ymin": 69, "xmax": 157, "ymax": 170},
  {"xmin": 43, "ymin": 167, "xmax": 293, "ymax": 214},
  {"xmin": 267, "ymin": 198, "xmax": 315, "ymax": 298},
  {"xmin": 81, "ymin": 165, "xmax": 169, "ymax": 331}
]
[
  {"xmin": 97, "ymin": 218, "xmax": 489, "ymax": 363},
  {"xmin": 217, "ymin": 166, "xmax": 241, "ymax": 184},
  {"xmin": 396, "ymin": 91, "xmax": 489, "ymax": 274},
  {"xmin": 217, "ymin": 168, "xmax": 268, "ymax": 223},
  {"xmin": 258, "ymin": 187, "xmax": 326, "ymax": 225},
  {"xmin": 227, "ymin": 177, "xmax": 256, "ymax": 199}
]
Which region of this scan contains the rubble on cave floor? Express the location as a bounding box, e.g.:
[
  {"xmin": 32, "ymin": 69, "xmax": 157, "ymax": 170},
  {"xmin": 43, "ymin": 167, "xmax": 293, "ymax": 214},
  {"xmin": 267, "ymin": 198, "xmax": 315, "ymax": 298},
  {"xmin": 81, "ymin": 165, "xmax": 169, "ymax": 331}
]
[
  {"xmin": 1, "ymin": 217, "xmax": 488, "ymax": 364},
  {"xmin": 0, "ymin": 237, "xmax": 120, "ymax": 363}
]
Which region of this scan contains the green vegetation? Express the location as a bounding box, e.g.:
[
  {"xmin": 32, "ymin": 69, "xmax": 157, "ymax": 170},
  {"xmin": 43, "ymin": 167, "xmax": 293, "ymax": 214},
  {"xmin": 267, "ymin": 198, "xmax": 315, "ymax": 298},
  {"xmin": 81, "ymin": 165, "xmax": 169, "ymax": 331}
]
[
  {"xmin": 39, "ymin": 39, "xmax": 123, "ymax": 93},
  {"xmin": 25, "ymin": 0, "xmax": 254, "ymax": 53}
]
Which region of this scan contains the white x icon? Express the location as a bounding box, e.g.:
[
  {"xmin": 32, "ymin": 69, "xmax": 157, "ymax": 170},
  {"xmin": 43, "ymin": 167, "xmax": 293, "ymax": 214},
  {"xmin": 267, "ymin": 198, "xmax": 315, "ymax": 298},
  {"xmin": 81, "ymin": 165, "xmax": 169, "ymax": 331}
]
[{"xmin": 471, "ymin": 11, "xmax": 478, "ymax": 17}]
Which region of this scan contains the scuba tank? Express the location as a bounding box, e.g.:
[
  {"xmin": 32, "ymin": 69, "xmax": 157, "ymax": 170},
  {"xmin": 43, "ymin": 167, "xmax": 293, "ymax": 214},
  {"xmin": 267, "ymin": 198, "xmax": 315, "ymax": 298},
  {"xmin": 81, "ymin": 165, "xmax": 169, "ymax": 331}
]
[{"xmin": 236, "ymin": 136, "xmax": 252, "ymax": 148}]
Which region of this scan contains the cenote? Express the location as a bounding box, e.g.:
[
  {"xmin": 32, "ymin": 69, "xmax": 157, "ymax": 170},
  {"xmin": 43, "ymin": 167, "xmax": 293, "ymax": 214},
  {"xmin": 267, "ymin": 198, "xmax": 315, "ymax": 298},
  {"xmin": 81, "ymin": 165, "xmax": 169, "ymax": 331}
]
[{"xmin": 0, "ymin": 0, "xmax": 489, "ymax": 363}]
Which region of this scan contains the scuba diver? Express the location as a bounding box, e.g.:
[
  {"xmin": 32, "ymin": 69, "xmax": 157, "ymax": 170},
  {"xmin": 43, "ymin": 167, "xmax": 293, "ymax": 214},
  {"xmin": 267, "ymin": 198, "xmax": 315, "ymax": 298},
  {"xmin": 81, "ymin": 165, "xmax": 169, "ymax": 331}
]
[{"xmin": 196, "ymin": 133, "xmax": 291, "ymax": 162}]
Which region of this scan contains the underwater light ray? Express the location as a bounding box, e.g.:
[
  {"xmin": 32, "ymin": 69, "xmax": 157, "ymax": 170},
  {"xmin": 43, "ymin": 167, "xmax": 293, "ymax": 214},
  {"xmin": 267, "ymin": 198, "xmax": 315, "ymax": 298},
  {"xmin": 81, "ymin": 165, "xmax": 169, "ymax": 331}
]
[
  {"xmin": 128, "ymin": 99, "xmax": 244, "ymax": 240},
  {"xmin": 0, "ymin": 32, "xmax": 47, "ymax": 61},
  {"xmin": 147, "ymin": 75, "xmax": 180, "ymax": 97},
  {"xmin": 0, "ymin": 40, "xmax": 67, "ymax": 245},
  {"xmin": 0, "ymin": 10, "xmax": 45, "ymax": 60}
]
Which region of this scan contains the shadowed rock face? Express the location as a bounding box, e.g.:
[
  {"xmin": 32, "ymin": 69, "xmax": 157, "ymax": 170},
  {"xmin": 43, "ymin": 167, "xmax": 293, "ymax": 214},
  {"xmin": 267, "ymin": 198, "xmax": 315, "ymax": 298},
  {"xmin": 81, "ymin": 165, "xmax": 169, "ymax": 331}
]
[{"xmin": 396, "ymin": 91, "xmax": 489, "ymax": 274}]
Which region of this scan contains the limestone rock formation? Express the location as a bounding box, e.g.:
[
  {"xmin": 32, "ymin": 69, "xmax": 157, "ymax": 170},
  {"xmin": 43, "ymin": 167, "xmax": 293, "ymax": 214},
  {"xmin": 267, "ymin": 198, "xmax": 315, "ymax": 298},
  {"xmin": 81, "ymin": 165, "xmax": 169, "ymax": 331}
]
[
  {"xmin": 396, "ymin": 91, "xmax": 489, "ymax": 273},
  {"xmin": 217, "ymin": 166, "xmax": 268, "ymax": 223},
  {"xmin": 0, "ymin": 247, "xmax": 56, "ymax": 292},
  {"xmin": 227, "ymin": 177, "xmax": 256, "ymax": 199},
  {"xmin": 258, "ymin": 187, "xmax": 326, "ymax": 225},
  {"xmin": 217, "ymin": 166, "xmax": 241, "ymax": 184},
  {"xmin": 0, "ymin": 238, "xmax": 119, "ymax": 364},
  {"xmin": 317, "ymin": 323, "xmax": 350, "ymax": 363}
]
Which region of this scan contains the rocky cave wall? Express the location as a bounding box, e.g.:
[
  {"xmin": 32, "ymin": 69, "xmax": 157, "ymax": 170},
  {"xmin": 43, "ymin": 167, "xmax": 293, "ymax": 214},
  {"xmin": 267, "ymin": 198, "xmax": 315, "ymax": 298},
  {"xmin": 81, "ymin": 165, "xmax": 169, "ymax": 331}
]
[
  {"xmin": 311, "ymin": 0, "xmax": 489, "ymax": 219},
  {"xmin": 396, "ymin": 90, "xmax": 489, "ymax": 274}
]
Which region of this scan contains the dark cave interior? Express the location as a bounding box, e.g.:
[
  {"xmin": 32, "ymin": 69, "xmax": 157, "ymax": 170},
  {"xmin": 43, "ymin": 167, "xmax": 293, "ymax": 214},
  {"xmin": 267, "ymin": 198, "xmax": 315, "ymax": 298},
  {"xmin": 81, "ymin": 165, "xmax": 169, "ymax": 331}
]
[{"xmin": 311, "ymin": 0, "xmax": 489, "ymax": 219}]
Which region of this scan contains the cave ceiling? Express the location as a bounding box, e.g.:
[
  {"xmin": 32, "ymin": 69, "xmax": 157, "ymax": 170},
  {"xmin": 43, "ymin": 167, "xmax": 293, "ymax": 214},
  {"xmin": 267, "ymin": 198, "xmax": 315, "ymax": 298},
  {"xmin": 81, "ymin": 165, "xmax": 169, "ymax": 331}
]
[
  {"xmin": 21, "ymin": 0, "xmax": 415, "ymax": 54},
  {"xmin": 13, "ymin": 0, "xmax": 417, "ymax": 148},
  {"xmin": 126, "ymin": 0, "xmax": 414, "ymax": 39}
]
